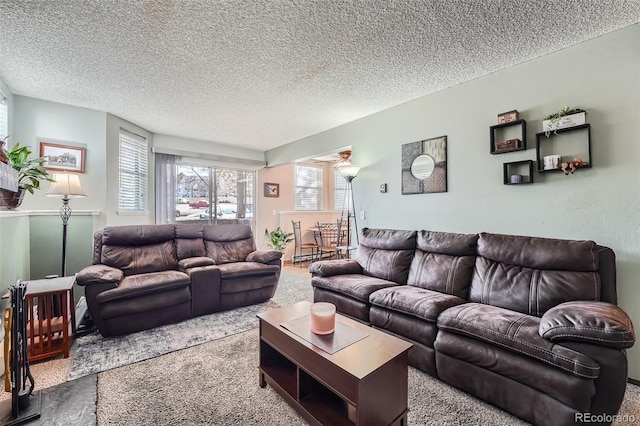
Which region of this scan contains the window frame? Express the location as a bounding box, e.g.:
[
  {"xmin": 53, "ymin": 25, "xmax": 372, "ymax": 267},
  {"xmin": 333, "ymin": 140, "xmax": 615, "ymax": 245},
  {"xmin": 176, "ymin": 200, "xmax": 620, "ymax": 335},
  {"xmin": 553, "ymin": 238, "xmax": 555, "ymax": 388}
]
[{"xmin": 294, "ymin": 164, "xmax": 323, "ymax": 211}]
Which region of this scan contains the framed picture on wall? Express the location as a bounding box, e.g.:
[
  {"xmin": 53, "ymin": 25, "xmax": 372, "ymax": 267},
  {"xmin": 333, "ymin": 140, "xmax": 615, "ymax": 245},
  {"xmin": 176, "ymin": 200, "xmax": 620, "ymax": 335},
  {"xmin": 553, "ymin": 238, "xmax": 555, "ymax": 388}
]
[
  {"xmin": 264, "ymin": 182, "xmax": 279, "ymax": 198},
  {"xmin": 39, "ymin": 141, "xmax": 86, "ymax": 173}
]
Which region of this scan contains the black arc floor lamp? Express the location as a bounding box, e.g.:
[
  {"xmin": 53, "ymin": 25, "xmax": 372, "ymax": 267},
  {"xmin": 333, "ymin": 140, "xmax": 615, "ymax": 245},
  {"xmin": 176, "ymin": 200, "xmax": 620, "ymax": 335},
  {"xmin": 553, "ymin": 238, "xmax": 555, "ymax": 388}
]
[
  {"xmin": 336, "ymin": 164, "xmax": 361, "ymax": 257},
  {"xmin": 46, "ymin": 172, "xmax": 87, "ymax": 277}
]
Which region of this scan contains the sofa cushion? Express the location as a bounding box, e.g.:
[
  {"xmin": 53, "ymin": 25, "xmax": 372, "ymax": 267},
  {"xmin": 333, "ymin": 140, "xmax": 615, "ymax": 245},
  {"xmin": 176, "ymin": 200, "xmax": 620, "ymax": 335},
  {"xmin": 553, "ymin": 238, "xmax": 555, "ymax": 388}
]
[
  {"xmin": 204, "ymin": 224, "xmax": 256, "ymax": 264},
  {"xmin": 102, "ymin": 224, "xmax": 176, "ymax": 246},
  {"xmin": 102, "ymin": 241, "xmax": 178, "ymax": 276},
  {"xmin": 477, "ymin": 232, "xmax": 599, "ymax": 272},
  {"xmin": 370, "ymin": 286, "xmax": 466, "ymax": 323},
  {"xmin": 312, "ymin": 274, "xmax": 399, "ymax": 303},
  {"xmin": 355, "ymin": 228, "xmax": 417, "ymax": 284},
  {"xmin": 407, "ymin": 231, "xmax": 477, "ymax": 298},
  {"xmin": 437, "ymin": 303, "xmax": 600, "ymax": 378},
  {"xmin": 470, "ymin": 256, "xmax": 601, "ymax": 317},
  {"xmin": 175, "ymin": 224, "xmax": 206, "ymax": 259},
  {"xmin": 96, "ymin": 270, "xmax": 190, "ymax": 303}
]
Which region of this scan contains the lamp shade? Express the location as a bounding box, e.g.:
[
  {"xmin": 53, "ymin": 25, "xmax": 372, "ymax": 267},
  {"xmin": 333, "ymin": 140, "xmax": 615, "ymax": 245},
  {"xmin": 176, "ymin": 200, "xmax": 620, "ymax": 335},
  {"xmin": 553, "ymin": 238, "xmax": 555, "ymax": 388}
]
[
  {"xmin": 336, "ymin": 164, "xmax": 361, "ymax": 178},
  {"xmin": 46, "ymin": 173, "xmax": 87, "ymax": 198}
]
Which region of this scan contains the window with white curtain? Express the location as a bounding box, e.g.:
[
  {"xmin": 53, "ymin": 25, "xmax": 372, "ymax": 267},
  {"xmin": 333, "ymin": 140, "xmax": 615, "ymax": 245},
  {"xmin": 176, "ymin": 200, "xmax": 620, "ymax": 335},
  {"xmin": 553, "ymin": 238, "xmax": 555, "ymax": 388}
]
[
  {"xmin": 0, "ymin": 93, "xmax": 8, "ymax": 141},
  {"xmin": 118, "ymin": 129, "xmax": 148, "ymax": 211},
  {"xmin": 295, "ymin": 164, "xmax": 322, "ymax": 210}
]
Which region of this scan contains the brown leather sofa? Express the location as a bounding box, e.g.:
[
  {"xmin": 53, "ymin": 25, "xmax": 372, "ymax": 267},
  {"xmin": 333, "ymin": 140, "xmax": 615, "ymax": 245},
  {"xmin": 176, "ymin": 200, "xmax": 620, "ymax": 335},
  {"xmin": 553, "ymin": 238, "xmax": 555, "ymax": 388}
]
[
  {"xmin": 310, "ymin": 228, "xmax": 635, "ymax": 426},
  {"xmin": 76, "ymin": 223, "xmax": 282, "ymax": 337}
]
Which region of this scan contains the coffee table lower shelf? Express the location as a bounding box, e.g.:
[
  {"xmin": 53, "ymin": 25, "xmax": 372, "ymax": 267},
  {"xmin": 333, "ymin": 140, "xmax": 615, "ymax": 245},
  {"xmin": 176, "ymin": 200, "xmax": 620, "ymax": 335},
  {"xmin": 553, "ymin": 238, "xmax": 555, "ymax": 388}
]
[{"xmin": 260, "ymin": 352, "xmax": 355, "ymax": 426}]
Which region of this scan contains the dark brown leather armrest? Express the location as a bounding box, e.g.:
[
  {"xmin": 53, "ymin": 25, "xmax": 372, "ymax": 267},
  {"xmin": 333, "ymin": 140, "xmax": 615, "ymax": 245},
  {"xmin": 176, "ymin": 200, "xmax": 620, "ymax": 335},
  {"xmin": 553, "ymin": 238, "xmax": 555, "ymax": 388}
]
[
  {"xmin": 539, "ymin": 301, "xmax": 635, "ymax": 349},
  {"xmin": 76, "ymin": 264, "xmax": 123, "ymax": 287},
  {"xmin": 178, "ymin": 256, "xmax": 215, "ymax": 271},
  {"xmin": 308, "ymin": 259, "xmax": 363, "ymax": 277},
  {"xmin": 246, "ymin": 250, "xmax": 282, "ymax": 264}
]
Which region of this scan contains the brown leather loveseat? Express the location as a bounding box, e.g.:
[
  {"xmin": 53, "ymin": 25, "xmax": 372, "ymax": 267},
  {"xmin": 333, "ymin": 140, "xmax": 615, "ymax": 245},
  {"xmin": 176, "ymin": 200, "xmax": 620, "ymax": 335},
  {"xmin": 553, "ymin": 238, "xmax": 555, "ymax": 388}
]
[
  {"xmin": 310, "ymin": 228, "xmax": 635, "ymax": 426},
  {"xmin": 76, "ymin": 223, "xmax": 282, "ymax": 337}
]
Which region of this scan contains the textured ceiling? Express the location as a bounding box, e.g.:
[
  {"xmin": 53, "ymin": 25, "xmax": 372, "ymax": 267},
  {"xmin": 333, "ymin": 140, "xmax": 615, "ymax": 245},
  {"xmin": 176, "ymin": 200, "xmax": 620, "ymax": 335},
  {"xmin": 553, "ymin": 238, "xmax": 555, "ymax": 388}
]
[{"xmin": 0, "ymin": 1, "xmax": 639, "ymax": 151}]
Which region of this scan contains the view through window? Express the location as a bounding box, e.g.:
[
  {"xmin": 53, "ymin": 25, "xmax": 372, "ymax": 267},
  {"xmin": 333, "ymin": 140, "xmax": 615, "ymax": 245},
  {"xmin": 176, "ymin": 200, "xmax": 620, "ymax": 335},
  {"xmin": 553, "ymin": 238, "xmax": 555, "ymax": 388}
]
[{"xmin": 174, "ymin": 164, "xmax": 254, "ymax": 227}]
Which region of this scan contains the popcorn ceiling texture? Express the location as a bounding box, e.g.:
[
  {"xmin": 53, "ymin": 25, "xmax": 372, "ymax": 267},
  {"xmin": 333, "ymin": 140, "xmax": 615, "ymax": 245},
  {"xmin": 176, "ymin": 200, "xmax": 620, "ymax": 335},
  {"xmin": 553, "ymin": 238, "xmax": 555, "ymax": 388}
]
[{"xmin": 0, "ymin": 1, "xmax": 638, "ymax": 150}]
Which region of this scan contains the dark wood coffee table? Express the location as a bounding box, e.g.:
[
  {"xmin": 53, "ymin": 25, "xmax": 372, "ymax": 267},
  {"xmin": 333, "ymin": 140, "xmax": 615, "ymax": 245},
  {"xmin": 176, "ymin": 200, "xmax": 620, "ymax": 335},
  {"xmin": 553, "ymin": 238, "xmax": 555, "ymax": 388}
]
[{"xmin": 257, "ymin": 301, "xmax": 413, "ymax": 425}]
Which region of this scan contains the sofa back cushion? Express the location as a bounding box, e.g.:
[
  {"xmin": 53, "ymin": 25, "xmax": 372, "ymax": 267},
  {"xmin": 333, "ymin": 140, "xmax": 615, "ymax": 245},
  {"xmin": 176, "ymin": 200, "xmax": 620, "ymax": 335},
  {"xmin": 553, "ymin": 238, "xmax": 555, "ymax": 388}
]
[
  {"xmin": 408, "ymin": 231, "xmax": 478, "ymax": 298},
  {"xmin": 354, "ymin": 228, "xmax": 417, "ymax": 284},
  {"xmin": 469, "ymin": 233, "xmax": 601, "ymax": 317},
  {"xmin": 203, "ymin": 224, "xmax": 256, "ymax": 264},
  {"xmin": 175, "ymin": 224, "xmax": 206, "ymax": 259},
  {"xmin": 99, "ymin": 225, "xmax": 178, "ymax": 275}
]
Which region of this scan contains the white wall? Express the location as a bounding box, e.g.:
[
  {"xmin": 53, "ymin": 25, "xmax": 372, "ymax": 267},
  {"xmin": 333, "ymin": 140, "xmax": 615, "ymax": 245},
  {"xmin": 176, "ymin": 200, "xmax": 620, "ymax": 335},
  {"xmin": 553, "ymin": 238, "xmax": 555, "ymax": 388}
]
[{"xmin": 265, "ymin": 24, "xmax": 640, "ymax": 379}]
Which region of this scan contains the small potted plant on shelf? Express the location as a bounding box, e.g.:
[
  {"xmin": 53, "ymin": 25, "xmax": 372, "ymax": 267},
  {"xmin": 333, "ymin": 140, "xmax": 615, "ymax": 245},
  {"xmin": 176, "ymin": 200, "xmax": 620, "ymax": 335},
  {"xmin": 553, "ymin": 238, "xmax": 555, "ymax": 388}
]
[
  {"xmin": 0, "ymin": 139, "xmax": 53, "ymax": 210},
  {"xmin": 543, "ymin": 106, "xmax": 586, "ymax": 137},
  {"xmin": 264, "ymin": 227, "xmax": 294, "ymax": 251}
]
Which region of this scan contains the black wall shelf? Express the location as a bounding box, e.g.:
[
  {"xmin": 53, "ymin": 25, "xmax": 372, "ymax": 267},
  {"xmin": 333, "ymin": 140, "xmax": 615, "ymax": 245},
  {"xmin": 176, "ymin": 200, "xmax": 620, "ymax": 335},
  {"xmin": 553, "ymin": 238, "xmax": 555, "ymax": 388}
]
[
  {"xmin": 503, "ymin": 160, "xmax": 534, "ymax": 185},
  {"xmin": 535, "ymin": 124, "xmax": 591, "ymax": 173},
  {"xmin": 490, "ymin": 119, "xmax": 527, "ymax": 154}
]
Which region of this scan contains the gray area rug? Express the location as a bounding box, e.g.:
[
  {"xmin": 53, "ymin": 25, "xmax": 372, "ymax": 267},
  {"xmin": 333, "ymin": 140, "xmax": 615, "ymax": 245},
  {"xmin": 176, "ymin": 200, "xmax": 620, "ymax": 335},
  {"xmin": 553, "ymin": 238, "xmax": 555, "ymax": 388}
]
[
  {"xmin": 68, "ymin": 266, "xmax": 314, "ymax": 380},
  {"xmin": 97, "ymin": 327, "xmax": 640, "ymax": 425}
]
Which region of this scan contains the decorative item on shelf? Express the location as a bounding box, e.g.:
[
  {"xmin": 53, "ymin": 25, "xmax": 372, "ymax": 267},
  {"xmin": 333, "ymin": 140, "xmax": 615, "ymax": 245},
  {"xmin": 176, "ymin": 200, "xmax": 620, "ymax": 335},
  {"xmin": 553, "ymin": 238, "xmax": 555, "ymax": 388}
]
[
  {"xmin": 543, "ymin": 106, "xmax": 586, "ymax": 137},
  {"xmin": 561, "ymin": 158, "xmax": 589, "ymax": 175},
  {"xmin": 494, "ymin": 138, "xmax": 521, "ymax": 153},
  {"xmin": 543, "ymin": 155, "xmax": 561, "ymax": 170},
  {"xmin": 503, "ymin": 160, "xmax": 534, "ymax": 185},
  {"xmin": 46, "ymin": 172, "xmax": 87, "ymax": 276},
  {"xmin": 497, "ymin": 110, "xmax": 519, "ymax": 124},
  {"xmin": 264, "ymin": 227, "xmax": 293, "ymax": 251},
  {"xmin": 309, "ymin": 302, "xmax": 336, "ymax": 335},
  {"xmin": 0, "ymin": 141, "xmax": 54, "ymax": 210}
]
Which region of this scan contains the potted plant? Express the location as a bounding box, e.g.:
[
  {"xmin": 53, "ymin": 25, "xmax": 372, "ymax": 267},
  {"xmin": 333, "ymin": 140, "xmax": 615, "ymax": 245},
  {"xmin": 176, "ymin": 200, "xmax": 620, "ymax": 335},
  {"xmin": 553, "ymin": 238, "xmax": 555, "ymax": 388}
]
[
  {"xmin": 264, "ymin": 227, "xmax": 294, "ymax": 251},
  {"xmin": 543, "ymin": 106, "xmax": 586, "ymax": 137},
  {"xmin": 0, "ymin": 139, "xmax": 54, "ymax": 210}
]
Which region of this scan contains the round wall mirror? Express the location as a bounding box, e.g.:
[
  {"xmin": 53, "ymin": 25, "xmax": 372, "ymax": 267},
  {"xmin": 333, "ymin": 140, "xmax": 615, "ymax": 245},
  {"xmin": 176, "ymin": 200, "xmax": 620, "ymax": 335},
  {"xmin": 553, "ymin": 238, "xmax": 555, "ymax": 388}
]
[{"xmin": 410, "ymin": 154, "xmax": 435, "ymax": 180}]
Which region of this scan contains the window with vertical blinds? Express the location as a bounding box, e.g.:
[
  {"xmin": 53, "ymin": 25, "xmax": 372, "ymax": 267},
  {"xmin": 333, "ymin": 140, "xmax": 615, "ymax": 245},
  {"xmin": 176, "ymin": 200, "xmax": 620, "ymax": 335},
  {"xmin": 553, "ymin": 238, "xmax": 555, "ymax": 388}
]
[
  {"xmin": 295, "ymin": 164, "xmax": 322, "ymax": 210},
  {"xmin": 118, "ymin": 129, "xmax": 148, "ymax": 211},
  {"xmin": 0, "ymin": 93, "xmax": 8, "ymax": 141}
]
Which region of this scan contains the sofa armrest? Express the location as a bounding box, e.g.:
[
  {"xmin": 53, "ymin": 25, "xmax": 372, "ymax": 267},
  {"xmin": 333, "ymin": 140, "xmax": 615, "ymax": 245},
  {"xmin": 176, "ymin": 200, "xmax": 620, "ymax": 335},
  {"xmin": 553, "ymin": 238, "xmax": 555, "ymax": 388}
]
[
  {"xmin": 246, "ymin": 250, "xmax": 282, "ymax": 264},
  {"xmin": 178, "ymin": 256, "xmax": 215, "ymax": 272},
  {"xmin": 539, "ymin": 301, "xmax": 635, "ymax": 349},
  {"xmin": 309, "ymin": 259, "xmax": 363, "ymax": 277},
  {"xmin": 76, "ymin": 264, "xmax": 123, "ymax": 287}
]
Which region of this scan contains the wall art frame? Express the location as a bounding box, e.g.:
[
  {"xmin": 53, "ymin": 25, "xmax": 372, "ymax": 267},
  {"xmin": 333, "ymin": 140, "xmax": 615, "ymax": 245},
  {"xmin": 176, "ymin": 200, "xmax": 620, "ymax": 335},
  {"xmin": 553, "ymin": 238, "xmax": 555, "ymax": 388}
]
[
  {"xmin": 264, "ymin": 182, "xmax": 279, "ymax": 198},
  {"xmin": 401, "ymin": 135, "xmax": 447, "ymax": 195},
  {"xmin": 39, "ymin": 141, "xmax": 86, "ymax": 173}
]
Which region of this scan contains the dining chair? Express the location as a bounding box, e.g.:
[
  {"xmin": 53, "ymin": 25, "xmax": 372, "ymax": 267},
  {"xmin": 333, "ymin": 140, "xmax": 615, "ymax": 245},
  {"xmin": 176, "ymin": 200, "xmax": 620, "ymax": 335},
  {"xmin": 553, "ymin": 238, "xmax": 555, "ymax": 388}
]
[
  {"xmin": 336, "ymin": 217, "xmax": 357, "ymax": 259},
  {"xmin": 291, "ymin": 221, "xmax": 319, "ymax": 267},
  {"xmin": 315, "ymin": 221, "xmax": 341, "ymax": 260}
]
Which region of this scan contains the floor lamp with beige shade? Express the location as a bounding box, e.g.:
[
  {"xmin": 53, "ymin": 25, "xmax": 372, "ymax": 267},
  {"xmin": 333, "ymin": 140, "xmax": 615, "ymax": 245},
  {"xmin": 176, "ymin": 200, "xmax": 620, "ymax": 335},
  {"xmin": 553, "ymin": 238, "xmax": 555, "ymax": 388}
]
[{"xmin": 46, "ymin": 172, "xmax": 86, "ymax": 277}]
